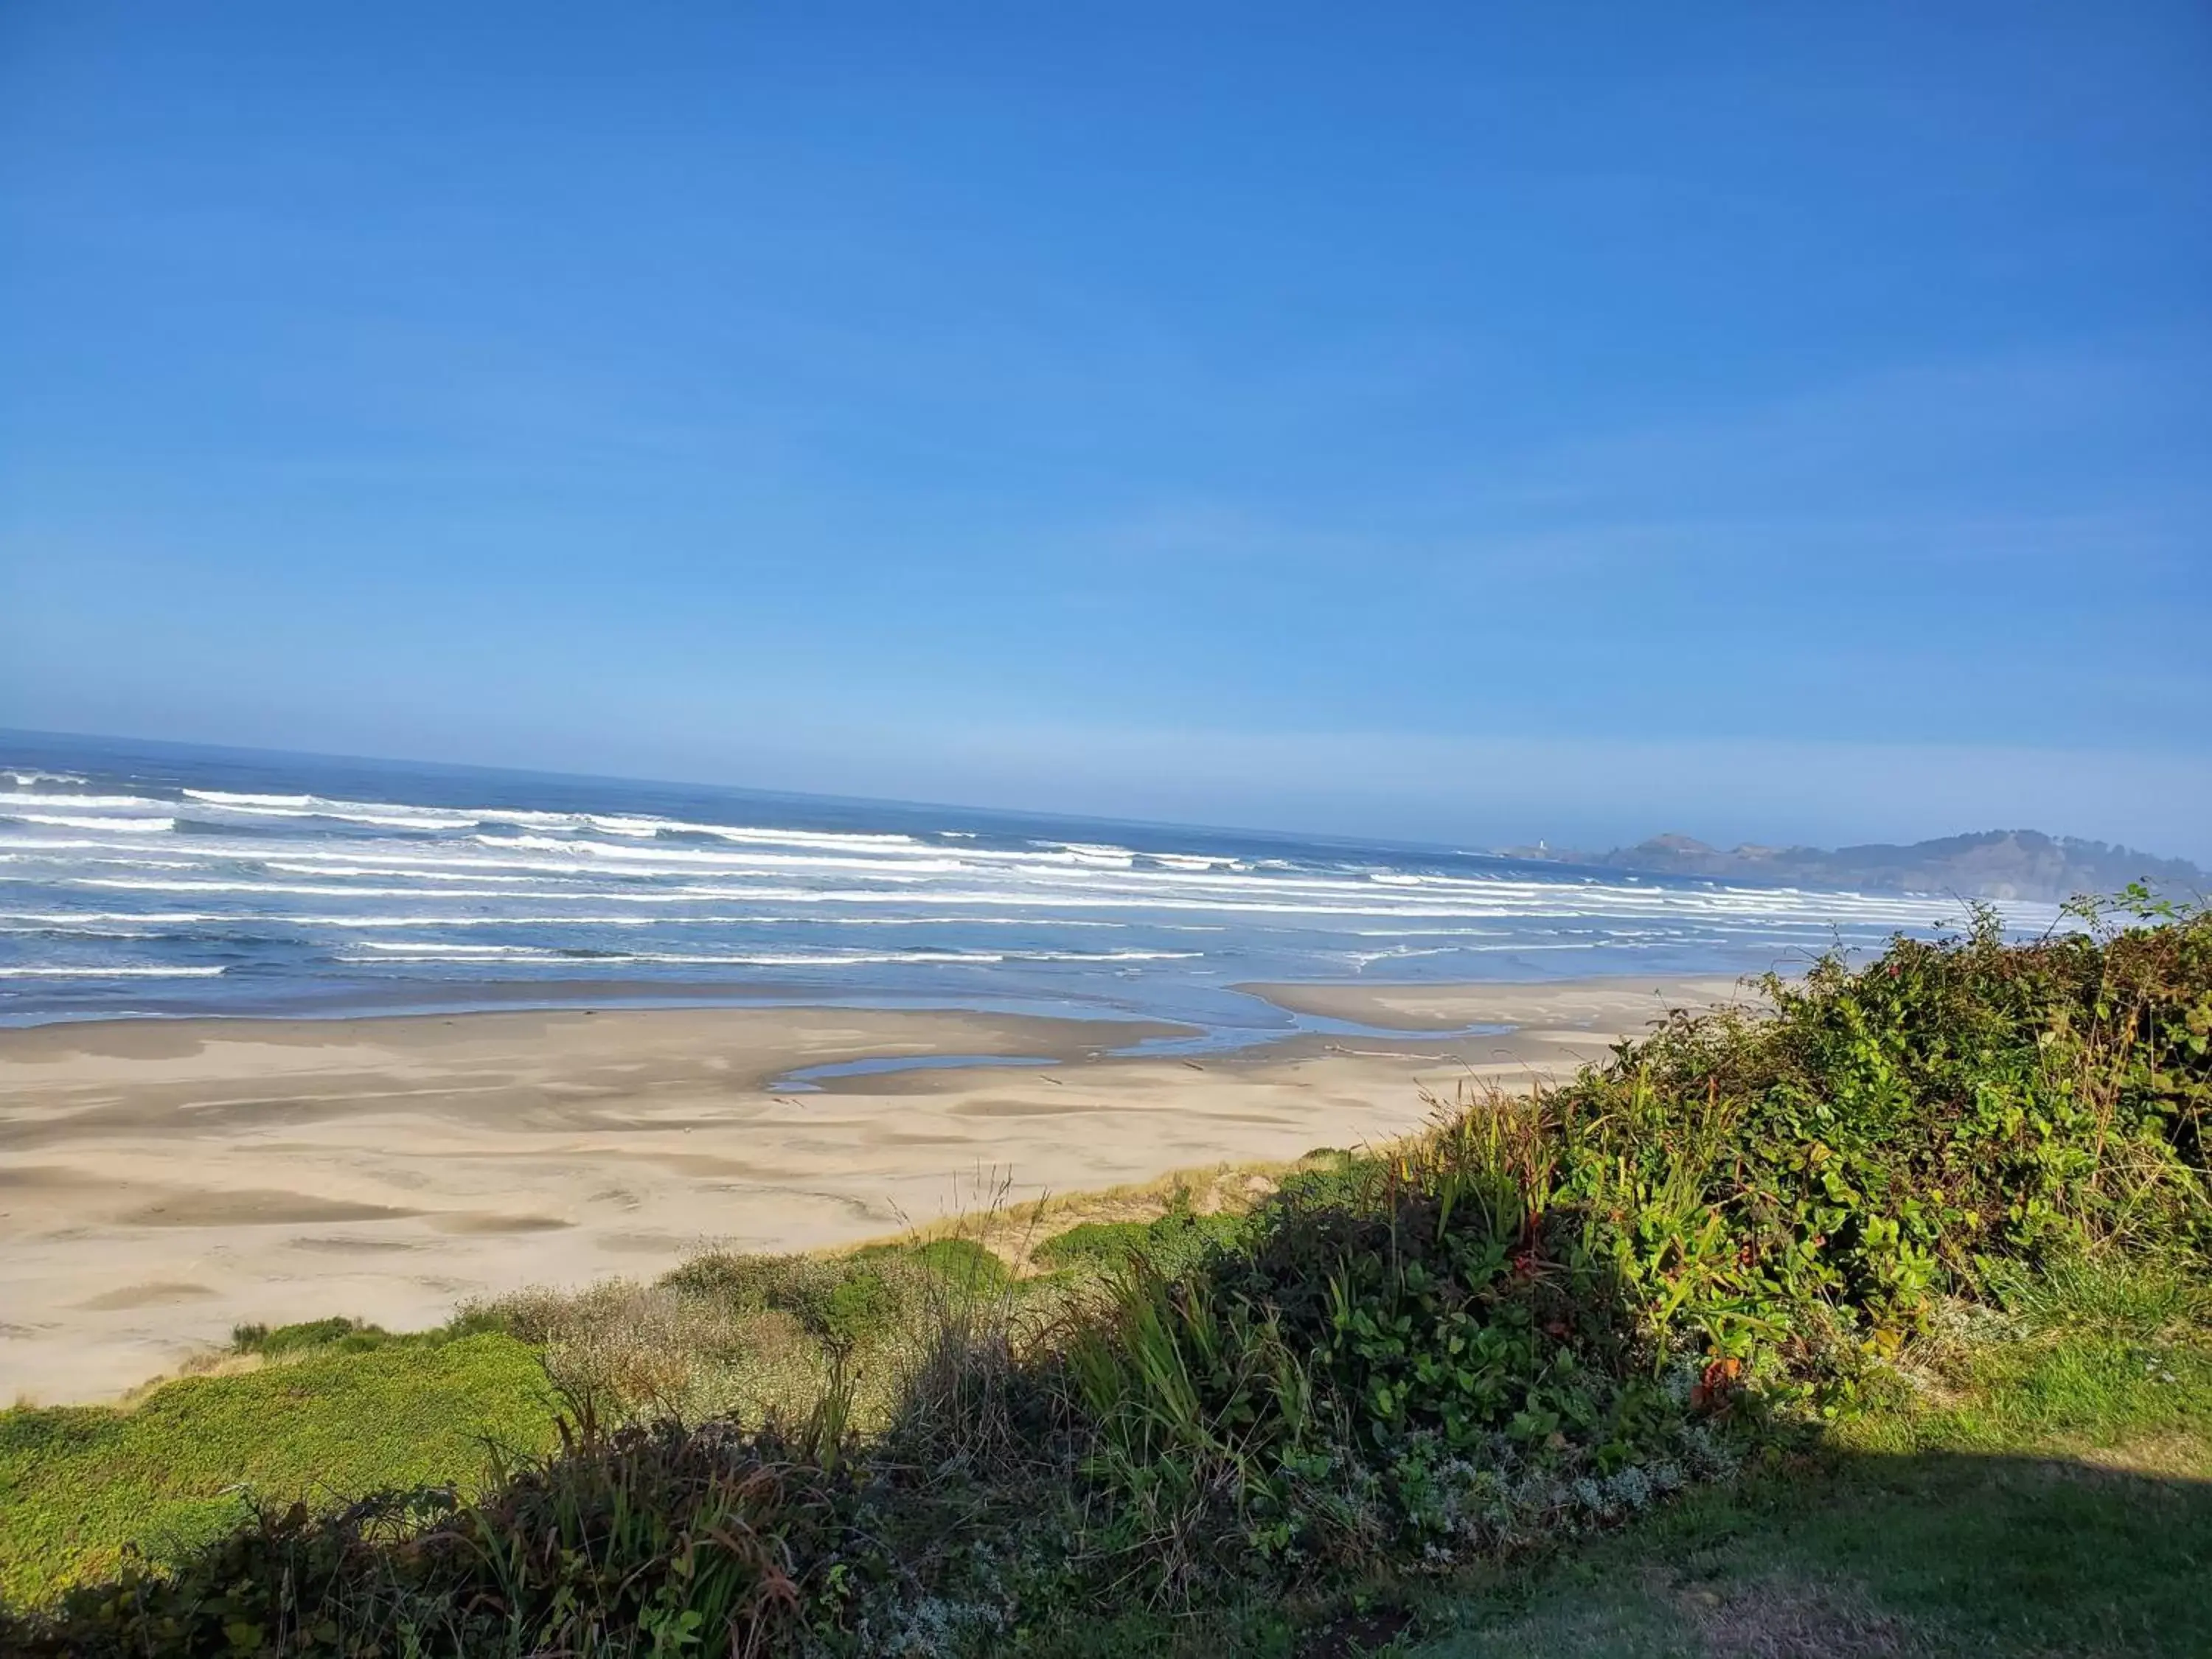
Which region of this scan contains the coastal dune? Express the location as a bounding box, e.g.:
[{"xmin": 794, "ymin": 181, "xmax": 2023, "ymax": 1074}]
[{"xmin": 0, "ymin": 977, "xmax": 1750, "ymax": 1403}]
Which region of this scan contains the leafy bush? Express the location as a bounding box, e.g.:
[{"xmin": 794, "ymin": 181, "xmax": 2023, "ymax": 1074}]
[{"xmin": 1551, "ymin": 897, "xmax": 2212, "ymax": 1348}]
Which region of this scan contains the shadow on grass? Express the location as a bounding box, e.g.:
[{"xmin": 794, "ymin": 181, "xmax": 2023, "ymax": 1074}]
[{"xmin": 1410, "ymin": 1448, "xmax": 2212, "ymax": 1658}]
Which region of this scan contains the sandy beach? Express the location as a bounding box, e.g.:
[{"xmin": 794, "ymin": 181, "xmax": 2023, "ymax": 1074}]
[{"xmin": 0, "ymin": 976, "xmax": 1750, "ymax": 1403}]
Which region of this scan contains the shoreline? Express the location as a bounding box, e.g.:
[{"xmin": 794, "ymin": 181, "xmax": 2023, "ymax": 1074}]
[{"xmin": 0, "ymin": 976, "xmax": 1750, "ymax": 1404}]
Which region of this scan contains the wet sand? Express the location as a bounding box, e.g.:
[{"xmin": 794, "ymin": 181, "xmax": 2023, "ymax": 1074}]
[
  {"xmin": 1240, "ymin": 975, "xmax": 1759, "ymax": 1034},
  {"xmin": 0, "ymin": 975, "xmax": 1754, "ymax": 1402}
]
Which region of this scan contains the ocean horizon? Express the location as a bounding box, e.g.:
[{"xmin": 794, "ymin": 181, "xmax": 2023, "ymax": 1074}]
[{"xmin": 0, "ymin": 728, "xmax": 2047, "ymax": 1043}]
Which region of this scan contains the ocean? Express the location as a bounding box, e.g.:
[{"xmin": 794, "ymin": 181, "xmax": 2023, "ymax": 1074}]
[{"xmin": 0, "ymin": 730, "xmax": 2046, "ymax": 1042}]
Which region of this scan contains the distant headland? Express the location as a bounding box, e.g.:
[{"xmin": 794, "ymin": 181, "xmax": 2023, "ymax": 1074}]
[{"xmin": 1502, "ymin": 828, "xmax": 2206, "ymax": 904}]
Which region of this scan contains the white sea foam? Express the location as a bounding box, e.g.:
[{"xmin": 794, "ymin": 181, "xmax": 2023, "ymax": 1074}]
[
  {"xmin": 338, "ymin": 946, "xmax": 1008, "ymax": 966},
  {"xmin": 3, "ymin": 757, "xmax": 2065, "ymax": 1026},
  {"xmin": 348, "ymin": 939, "xmax": 1006, "ymax": 962},
  {"xmin": 0, "ymin": 924, "xmax": 170, "ymax": 937},
  {"xmin": 1030, "ymin": 949, "xmax": 1203, "ymax": 961},
  {"xmin": 187, "ymin": 799, "xmax": 481, "ymax": 830},
  {"xmin": 43, "ymin": 867, "xmax": 2005, "ymax": 929},
  {"xmin": 37, "ymin": 843, "xmax": 1933, "ymax": 911},
  {"xmin": 335, "ymin": 945, "xmax": 1203, "ymax": 967},
  {"xmin": 1349, "ymin": 927, "xmax": 1516, "ymax": 938},
  {"xmin": 686, "ymin": 823, "xmax": 920, "ymax": 849},
  {"xmin": 66, "ymin": 878, "xmax": 550, "ymax": 898},
  {"xmin": 295, "ymin": 912, "xmax": 1130, "ymax": 929},
  {"xmin": 0, "ymin": 965, "xmax": 226, "ymax": 978},
  {"xmin": 478, "ymin": 810, "xmax": 923, "ymax": 849},
  {"xmin": 178, "ymin": 791, "xmax": 929, "ymax": 852},
  {"xmin": 0, "ymin": 911, "xmax": 232, "ymax": 925},
  {"xmin": 39, "ymin": 819, "xmax": 1681, "ymax": 917},
  {"xmin": 471, "ymin": 832, "xmax": 959, "ymax": 877},
  {"xmin": 0, "ymin": 906, "xmax": 1163, "ymax": 936},
  {"xmin": 332, "ymin": 951, "xmax": 624, "ymax": 964},
  {"xmin": 351, "ymin": 940, "xmax": 596, "ymax": 956},
  {"xmin": 0, "ymin": 793, "xmax": 170, "ymax": 810},
  {"xmin": 260, "ymin": 863, "xmax": 540, "ymax": 883},
  {"xmin": 293, "ymin": 810, "xmax": 481, "ymax": 830},
  {"xmin": 1054, "ymin": 841, "xmax": 1137, "ymax": 863},
  {"xmin": 10, "ymin": 815, "xmax": 176, "ymax": 833}
]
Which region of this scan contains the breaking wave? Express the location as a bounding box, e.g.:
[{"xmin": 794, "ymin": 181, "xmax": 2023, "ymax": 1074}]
[{"xmin": 0, "ymin": 739, "xmax": 2056, "ymax": 1027}]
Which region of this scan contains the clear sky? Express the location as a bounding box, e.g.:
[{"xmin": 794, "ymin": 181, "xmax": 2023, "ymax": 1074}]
[{"xmin": 3, "ymin": 3, "xmax": 2208, "ymax": 858}]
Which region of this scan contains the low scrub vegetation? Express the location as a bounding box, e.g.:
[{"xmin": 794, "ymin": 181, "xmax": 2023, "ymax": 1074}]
[
  {"xmin": 0, "ymin": 1331, "xmax": 555, "ymax": 1608},
  {"xmin": 4, "ymin": 896, "xmax": 2207, "ymax": 1655}
]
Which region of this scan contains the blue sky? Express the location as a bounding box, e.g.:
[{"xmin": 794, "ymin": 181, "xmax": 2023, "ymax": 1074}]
[{"xmin": 4, "ymin": 3, "xmax": 2209, "ymax": 857}]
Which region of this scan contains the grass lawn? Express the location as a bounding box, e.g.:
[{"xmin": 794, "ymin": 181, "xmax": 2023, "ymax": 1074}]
[
  {"xmin": 1405, "ymin": 1271, "xmax": 2212, "ymax": 1659},
  {"xmin": 0, "ymin": 1330, "xmax": 557, "ymax": 1607},
  {"xmin": 1408, "ymin": 1449, "xmax": 2212, "ymax": 1658}
]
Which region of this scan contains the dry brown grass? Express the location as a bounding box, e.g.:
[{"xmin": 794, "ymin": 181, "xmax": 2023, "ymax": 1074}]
[
  {"xmin": 844, "ymin": 1150, "xmax": 1354, "ymax": 1276},
  {"xmin": 473, "ymin": 1279, "xmax": 860, "ymax": 1428},
  {"xmin": 2050, "ymin": 1430, "xmax": 2212, "ymax": 1481},
  {"xmin": 1672, "ymin": 1570, "xmax": 1927, "ymax": 1658},
  {"xmin": 100, "ymin": 1347, "xmax": 271, "ymax": 1409}
]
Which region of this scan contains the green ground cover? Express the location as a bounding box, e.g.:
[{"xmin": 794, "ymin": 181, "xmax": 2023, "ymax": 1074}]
[{"xmin": 0, "ymin": 1329, "xmax": 557, "ymax": 1607}]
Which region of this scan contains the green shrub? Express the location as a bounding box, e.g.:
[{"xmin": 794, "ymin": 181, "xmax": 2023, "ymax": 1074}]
[
  {"xmin": 1545, "ymin": 897, "xmax": 2212, "ymax": 1351},
  {"xmin": 662, "ymin": 1241, "xmax": 1009, "ymax": 1351},
  {"xmin": 1270, "ymin": 1147, "xmax": 1384, "ymax": 1213},
  {"xmin": 659, "ymin": 1250, "xmax": 848, "ymax": 1321},
  {"xmin": 231, "ymin": 1317, "xmax": 395, "ymax": 1357},
  {"xmin": 1034, "ymin": 1211, "xmax": 1248, "ymax": 1278},
  {"xmin": 904, "ymin": 1237, "xmax": 1016, "ymax": 1295},
  {"xmin": 1034, "ymin": 1219, "xmax": 1151, "ymax": 1267}
]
